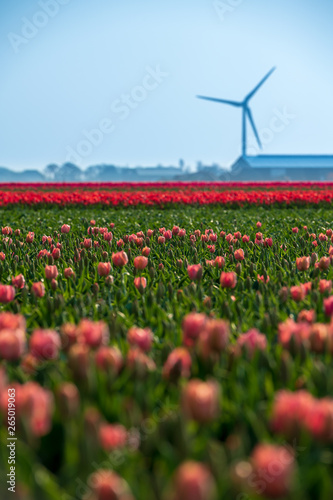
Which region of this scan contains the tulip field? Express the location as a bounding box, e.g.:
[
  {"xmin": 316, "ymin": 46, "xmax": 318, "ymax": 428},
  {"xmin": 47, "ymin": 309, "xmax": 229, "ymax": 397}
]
[{"xmin": 1, "ymin": 184, "xmax": 333, "ymax": 500}]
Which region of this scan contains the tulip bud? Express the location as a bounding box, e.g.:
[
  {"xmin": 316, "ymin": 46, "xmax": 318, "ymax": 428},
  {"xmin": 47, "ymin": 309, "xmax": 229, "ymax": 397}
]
[
  {"xmin": 105, "ymin": 275, "xmax": 114, "ymax": 285},
  {"xmin": 29, "ymin": 329, "xmax": 61, "ymax": 360},
  {"xmin": 64, "ymin": 267, "xmax": 75, "ymax": 279},
  {"xmin": 31, "ymin": 282, "xmax": 45, "ymax": 298},
  {"xmin": 68, "ymin": 344, "xmax": 90, "ymax": 380},
  {"xmin": 182, "ymin": 379, "xmax": 220, "ymax": 423},
  {"xmin": 157, "ymin": 282, "xmax": 165, "ymax": 300},
  {"xmin": 51, "ymin": 279, "xmax": 58, "ymax": 291},
  {"xmin": 87, "ymin": 469, "xmax": 134, "ymax": 500},
  {"xmin": 187, "ymin": 264, "xmax": 203, "ymax": 281},
  {"xmin": 56, "ymin": 382, "xmax": 80, "ymax": 418},
  {"xmin": 169, "ymin": 461, "xmax": 217, "ymax": 500},
  {"xmin": 97, "ymin": 262, "xmax": 112, "ymax": 277},
  {"xmin": 95, "ymin": 346, "xmax": 123, "ymax": 374},
  {"xmin": 279, "ymin": 286, "xmax": 289, "ymax": 303},
  {"xmin": 0, "ymin": 285, "xmax": 15, "ymax": 304}
]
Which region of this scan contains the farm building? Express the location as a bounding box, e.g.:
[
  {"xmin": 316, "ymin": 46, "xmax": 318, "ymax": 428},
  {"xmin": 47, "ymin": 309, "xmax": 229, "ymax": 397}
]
[{"xmin": 230, "ymin": 155, "xmax": 333, "ymax": 181}]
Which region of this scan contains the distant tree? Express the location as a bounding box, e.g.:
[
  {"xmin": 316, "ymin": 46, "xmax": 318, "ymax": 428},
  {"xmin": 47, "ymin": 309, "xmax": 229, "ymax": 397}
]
[
  {"xmin": 44, "ymin": 164, "xmax": 59, "ymax": 180},
  {"xmin": 55, "ymin": 163, "xmax": 82, "ymax": 182}
]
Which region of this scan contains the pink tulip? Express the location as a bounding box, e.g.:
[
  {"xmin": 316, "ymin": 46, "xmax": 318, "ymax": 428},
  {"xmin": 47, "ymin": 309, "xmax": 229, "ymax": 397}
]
[
  {"xmin": 134, "ymin": 277, "xmax": 147, "ymax": 291},
  {"xmin": 234, "ymin": 249, "xmax": 244, "ymax": 261},
  {"xmin": 45, "ymin": 265, "xmax": 58, "ymax": 280},
  {"xmin": 237, "ymin": 329, "xmax": 267, "ymax": 357},
  {"xmin": 97, "ymin": 262, "xmax": 112, "ymax": 277},
  {"xmin": 99, "ymin": 423, "xmax": 128, "ymax": 451},
  {"xmin": 0, "ymin": 329, "xmax": 26, "ymax": 361},
  {"xmin": 64, "ymin": 268, "xmax": 75, "ymax": 279},
  {"xmin": 12, "ymin": 274, "xmax": 25, "ymax": 289},
  {"xmin": 163, "ymin": 347, "xmax": 192, "ymax": 380},
  {"xmin": 0, "ymin": 285, "xmax": 15, "ymax": 304},
  {"xmin": 61, "ymin": 224, "xmax": 71, "ymax": 234},
  {"xmin": 31, "ymin": 282, "xmax": 45, "ymax": 298},
  {"xmin": 77, "ymin": 319, "xmax": 109, "ymax": 348},
  {"xmin": 250, "ymin": 444, "xmax": 295, "ymax": 498},
  {"xmin": 141, "ymin": 246, "xmax": 150, "ymax": 257},
  {"xmin": 83, "ymin": 238, "xmax": 92, "ymax": 249},
  {"xmin": 127, "ymin": 326, "xmax": 153, "ymax": 352},
  {"xmin": 112, "ymin": 251, "xmax": 128, "ymax": 267},
  {"xmin": 134, "ymin": 256, "xmax": 148, "ymax": 270},
  {"xmin": 56, "ymin": 383, "xmax": 80, "ymax": 418},
  {"xmin": 182, "ymin": 379, "xmax": 220, "ymax": 423},
  {"xmin": 220, "ymin": 271, "xmax": 237, "ymax": 289},
  {"xmin": 86, "ymin": 470, "xmax": 134, "ymax": 500},
  {"xmin": 182, "ymin": 312, "xmax": 207, "ymax": 347},
  {"xmin": 324, "ymin": 296, "xmax": 333, "ymax": 316},
  {"xmin": 95, "ymin": 346, "xmax": 123, "ymax": 374},
  {"xmin": 30, "ymin": 329, "xmax": 61, "ymax": 360},
  {"xmin": 187, "ymin": 264, "xmax": 203, "ymax": 281},
  {"xmin": 26, "ymin": 231, "xmax": 34, "ymax": 243},
  {"xmin": 296, "ymin": 256, "xmax": 310, "ymax": 271},
  {"xmin": 171, "ymin": 461, "xmax": 217, "ymax": 500}
]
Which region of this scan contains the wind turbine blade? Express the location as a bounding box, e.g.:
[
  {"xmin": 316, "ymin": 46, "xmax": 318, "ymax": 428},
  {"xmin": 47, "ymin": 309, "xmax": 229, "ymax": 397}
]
[
  {"xmin": 246, "ymin": 107, "xmax": 262, "ymax": 149},
  {"xmin": 196, "ymin": 95, "xmax": 242, "ymax": 107},
  {"xmin": 245, "ymin": 67, "xmax": 276, "ymax": 101}
]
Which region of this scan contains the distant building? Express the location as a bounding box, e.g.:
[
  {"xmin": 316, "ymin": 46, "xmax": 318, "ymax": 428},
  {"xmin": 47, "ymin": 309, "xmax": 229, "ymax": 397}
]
[
  {"xmin": 230, "ymin": 155, "xmax": 333, "ymax": 181},
  {"xmin": 135, "ymin": 166, "xmax": 183, "ymax": 181}
]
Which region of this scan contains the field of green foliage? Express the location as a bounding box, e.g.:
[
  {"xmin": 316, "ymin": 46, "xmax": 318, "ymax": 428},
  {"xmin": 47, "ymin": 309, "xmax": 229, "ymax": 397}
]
[{"xmin": 1, "ymin": 204, "xmax": 333, "ymax": 500}]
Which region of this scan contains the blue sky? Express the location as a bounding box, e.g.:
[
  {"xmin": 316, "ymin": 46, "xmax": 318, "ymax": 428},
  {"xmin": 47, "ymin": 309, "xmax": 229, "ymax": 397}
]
[{"xmin": 1, "ymin": 0, "xmax": 333, "ymax": 171}]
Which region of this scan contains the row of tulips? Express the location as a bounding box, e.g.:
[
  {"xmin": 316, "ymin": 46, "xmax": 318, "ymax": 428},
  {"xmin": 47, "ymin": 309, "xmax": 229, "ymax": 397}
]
[{"xmin": 1, "ymin": 183, "xmax": 333, "ymax": 206}]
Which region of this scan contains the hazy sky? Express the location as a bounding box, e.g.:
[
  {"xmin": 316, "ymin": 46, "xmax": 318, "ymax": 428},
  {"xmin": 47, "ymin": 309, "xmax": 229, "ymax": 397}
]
[{"xmin": 1, "ymin": 0, "xmax": 333, "ymax": 171}]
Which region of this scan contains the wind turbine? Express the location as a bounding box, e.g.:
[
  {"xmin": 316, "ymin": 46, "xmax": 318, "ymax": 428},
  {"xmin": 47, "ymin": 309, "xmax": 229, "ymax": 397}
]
[{"xmin": 197, "ymin": 67, "xmax": 276, "ymax": 157}]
